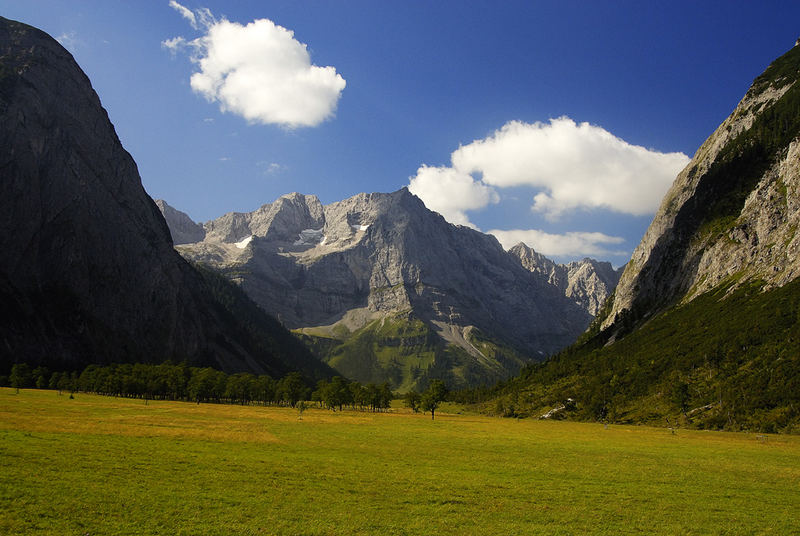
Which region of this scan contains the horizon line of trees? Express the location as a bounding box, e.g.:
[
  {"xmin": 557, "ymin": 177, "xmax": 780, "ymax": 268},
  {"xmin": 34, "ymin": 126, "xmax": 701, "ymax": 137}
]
[
  {"xmin": 4, "ymin": 363, "xmax": 456, "ymax": 418},
  {"xmin": 3, "ymin": 362, "xmax": 315, "ymax": 407},
  {"xmin": 2, "ymin": 362, "xmax": 417, "ymax": 412}
]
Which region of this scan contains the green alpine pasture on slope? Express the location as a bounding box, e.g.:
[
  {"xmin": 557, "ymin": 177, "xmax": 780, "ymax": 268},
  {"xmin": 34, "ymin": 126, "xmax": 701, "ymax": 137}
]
[
  {"xmin": 1, "ymin": 388, "xmax": 798, "ymax": 535},
  {"xmin": 297, "ymin": 312, "xmax": 530, "ymax": 393}
]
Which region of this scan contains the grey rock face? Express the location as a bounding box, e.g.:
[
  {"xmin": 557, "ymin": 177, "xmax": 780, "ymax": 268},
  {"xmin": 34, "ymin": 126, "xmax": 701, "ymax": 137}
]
[
  {"xmin": 602, "ymin": 44, "xmax": 800, "ymax": 331},
  {"xmin": 509, "ymin": 243, "xmax": 621, "ymax": 316},
  {"xmin": 173, "ymin": 189, "xmax": 593, "ymax": 362},
  {"xmin": 155, "ymin": 199, "xmax": 206, "ymax": 245},
  {"xmin": 0, "ymin": 17, "xmax": 326, "ymax": 377}
]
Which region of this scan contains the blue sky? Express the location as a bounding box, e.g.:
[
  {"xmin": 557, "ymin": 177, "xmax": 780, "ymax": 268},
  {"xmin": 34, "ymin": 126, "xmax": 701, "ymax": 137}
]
[{"xmin": 3, "ymin": 1, "xmax": 800, "ymax": 265}]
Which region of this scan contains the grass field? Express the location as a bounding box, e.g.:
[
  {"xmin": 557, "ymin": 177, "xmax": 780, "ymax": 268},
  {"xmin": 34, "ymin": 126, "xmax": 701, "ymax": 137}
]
[{"xmin": 1, "ymin": 388, "xmax": 798, "ymax": 535}]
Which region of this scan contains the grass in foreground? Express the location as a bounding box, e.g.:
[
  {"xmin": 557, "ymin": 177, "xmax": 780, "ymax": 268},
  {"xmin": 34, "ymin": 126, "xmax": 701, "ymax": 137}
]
[{"xmin": 1, "ymin": 388, "xmax": 798, "ymax": 535}]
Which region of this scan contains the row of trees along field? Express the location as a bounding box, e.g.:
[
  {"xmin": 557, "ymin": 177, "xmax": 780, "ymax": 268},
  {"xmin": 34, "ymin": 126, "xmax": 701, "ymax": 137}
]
[
  {"xmin": 4, "ymin": 363, "xmax": 453, "ymax": 418},
  {"xmin": 3, "ymin": 362, "xmax": 314, "ymax": 407}
]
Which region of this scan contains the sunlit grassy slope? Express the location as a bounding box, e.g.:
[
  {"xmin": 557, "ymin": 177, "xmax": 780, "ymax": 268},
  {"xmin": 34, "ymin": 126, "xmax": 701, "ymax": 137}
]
[{"xmin": 1, "ymin": 388, "xmax": 798, "ymax": 535}]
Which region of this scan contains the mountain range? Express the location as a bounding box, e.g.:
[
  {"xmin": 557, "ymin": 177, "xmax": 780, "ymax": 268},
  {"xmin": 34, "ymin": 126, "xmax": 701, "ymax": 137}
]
[{"xmin": 157, "ymin": 192, "xmax": 619, "ymax": 391}]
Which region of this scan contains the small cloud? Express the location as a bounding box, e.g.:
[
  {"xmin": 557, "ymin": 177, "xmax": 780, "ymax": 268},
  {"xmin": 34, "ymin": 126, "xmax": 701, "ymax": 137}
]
[
  {"xmin": 219, "ymin": 156, "xmax": 231, "ymax": 162},
  {"xmin": 56, "ymin": 31, "xmax": 79, "ymax": 53},
  {"xmin": 408, "ymin": 164, "xmax": 498, "ymax": 228},
  {"xmin": 257, "ymin": 161, "xmax": 286, "ymax": 175},
  {"xmin": 489, "ymin": 229, "xmax": 627, "ymax": 258},
  {"xmin": 162, "ymin": 36, "xmax": 187, "ymax": 54},
  {"xmin": 164, "ymin": 3, "xmax": 346, "ymax": 129},
  {"xmin": 203, "ymin": 117, "xmax": 215, "ymax": 123}
]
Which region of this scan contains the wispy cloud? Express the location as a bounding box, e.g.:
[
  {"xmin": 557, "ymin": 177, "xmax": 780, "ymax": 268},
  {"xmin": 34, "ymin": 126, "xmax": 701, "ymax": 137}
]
[
  {"xmin": 163, "ymin": 2, "xmax": 346, "ymax": 129},
  {"xmin": 168, "ymin": 0, "xmax": 198, "ymax": 29},
  {"xmin": 257, "ymin": 161, "xmax": 286, "ymax": 176},
  {"xmin": 56, "ymin": 31, "xmax": 79, "ymax": 53}
]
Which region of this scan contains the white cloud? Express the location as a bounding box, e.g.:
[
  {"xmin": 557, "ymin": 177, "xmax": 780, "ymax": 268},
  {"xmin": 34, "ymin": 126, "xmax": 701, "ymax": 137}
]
[
  {"xmin": 452, "ymin": 117, "xmax": 689, "ymax": 219},
  {"xmin": 489, "ymin": 229, "xmax": 627, "ymax": 258},
  {"xmin": 406, "ymin": 117, "xmax": 688, "ymax": 260},
  {"xmin": 164, "ymin": 3, "xmax": 346, "ymax": 128},
  {"xmin": 409, "ymin": 117, "xmax": 689, "ymax": 225},
  {"xmin": 408, "ymin": 165, "xmax": 498, "ymax": 227},
  {"xmin": 161, "ymin": 36, "xmax": 186, "ymax": 53},
  {"xmin": 257, "ymin": 161, "xmax": 286, "ymax": 175}
]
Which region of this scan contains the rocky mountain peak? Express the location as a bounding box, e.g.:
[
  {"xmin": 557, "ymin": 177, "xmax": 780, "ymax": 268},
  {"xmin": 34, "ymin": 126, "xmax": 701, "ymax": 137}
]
[
  {"xmin": 508, "ymin": 243, "xmax": 620, "ymax": 316},
  {"xmin": 166, "ymin": 188, "xmax": 593, "ymax": 389},
  {"xmin": 154, "ymin": 199, "xmax": 206, "ymax": 245}
]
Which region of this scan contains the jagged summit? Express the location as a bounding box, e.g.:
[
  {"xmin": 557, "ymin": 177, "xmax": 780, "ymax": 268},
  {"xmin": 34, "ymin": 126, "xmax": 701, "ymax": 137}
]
[
  {"xmin": 509, "ymin": 242, "xmax": 621, "ymax": 316},
  {"xmin": 154, "ymin": 199, "xmax": 206, "ymax": 245}
]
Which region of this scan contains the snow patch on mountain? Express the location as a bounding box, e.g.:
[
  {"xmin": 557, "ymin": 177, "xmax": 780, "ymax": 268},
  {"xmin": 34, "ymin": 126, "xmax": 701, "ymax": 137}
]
[{"xmin": 234, "ymin": 235, "xmax": 253, "ymax": 249}]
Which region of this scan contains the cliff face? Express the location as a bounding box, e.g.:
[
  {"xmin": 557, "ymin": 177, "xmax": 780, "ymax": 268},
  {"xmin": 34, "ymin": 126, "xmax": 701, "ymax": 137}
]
[
  {"xmin": 0, "ymin": 17, "xmax": 330, "ymax": 379},
  {"xmin": 602, "ymin": 43, "xmax": 800, "ymax": 331},
  {"xmin": 509, "ymin": 243, "xmax": 621, "ymax": 316},
  {"xmin": 165, "ymin": 190, "xmax": 593, "ymax": 389}
]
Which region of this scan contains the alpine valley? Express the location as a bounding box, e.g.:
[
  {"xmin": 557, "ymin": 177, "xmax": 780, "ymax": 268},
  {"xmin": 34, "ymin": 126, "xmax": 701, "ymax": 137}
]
[{"xmin": 2, "ymin": 13, "xmax": 799, "ymax": 433}]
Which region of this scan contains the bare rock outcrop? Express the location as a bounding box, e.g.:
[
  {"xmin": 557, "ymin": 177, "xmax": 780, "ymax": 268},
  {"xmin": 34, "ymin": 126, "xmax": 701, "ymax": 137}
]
[
  {"xmin": 509, "ymin": 243, "xmax": 621, "ymax": 316},
  {"xmin": 155, "ymin": 199, "xmax": 206, "ymax": 245}
]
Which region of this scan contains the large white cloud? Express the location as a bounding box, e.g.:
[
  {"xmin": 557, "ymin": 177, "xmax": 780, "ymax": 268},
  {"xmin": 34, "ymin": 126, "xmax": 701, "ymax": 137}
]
[
  {"xmin": 452, "ymin": 117, "xmax": 690, "ymax": 219},
  {"xmin": 489, "ymin": 229, "xmax": 626, "ymax": 258},
  {"xmin": 408, "ymin": 165, "xmax": 498, "ymax": 227},
  {"xmin": 407, "ymin": 117, "xmax": 688, "ymax": 260},
  {"xmin": 164, "ymin": 2, "xmax": 346, "ymax": 128},
  {"xmin": 409, "ymin": 117, "xmax": 689, "ymax": 224}
]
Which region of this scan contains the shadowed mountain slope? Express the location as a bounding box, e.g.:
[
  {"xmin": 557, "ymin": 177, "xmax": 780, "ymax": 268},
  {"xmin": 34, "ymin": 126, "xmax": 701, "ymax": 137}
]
[{"xmin": 0, "ymin": 17, "xmax": 332, "ymax": 381}]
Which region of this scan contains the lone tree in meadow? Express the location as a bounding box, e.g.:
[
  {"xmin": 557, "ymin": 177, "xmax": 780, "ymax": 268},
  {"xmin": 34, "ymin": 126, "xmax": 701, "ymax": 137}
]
[{"xmin": 420, "ymin": 379, "xmax": 448, "ymax": 420}]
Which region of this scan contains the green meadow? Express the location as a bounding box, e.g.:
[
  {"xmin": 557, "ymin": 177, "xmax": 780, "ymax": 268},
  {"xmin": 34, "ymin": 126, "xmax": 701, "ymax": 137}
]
[{"xmin": 1, "ymin": 389, "xmax": 798, "ymax": 535}]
